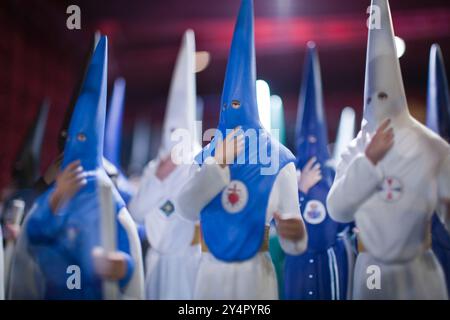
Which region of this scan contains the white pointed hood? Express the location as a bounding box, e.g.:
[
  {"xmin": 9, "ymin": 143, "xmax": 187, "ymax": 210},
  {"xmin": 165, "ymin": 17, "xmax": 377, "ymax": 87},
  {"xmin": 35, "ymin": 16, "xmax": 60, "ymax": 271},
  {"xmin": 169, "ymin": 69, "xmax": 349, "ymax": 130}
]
[
  {"xmin": 363, "ymin": 0, "xmax": 411, "ymax": 132},
  {"xmin": 159, "ymin": 30, "xmax": 198, "ymax": 159}
]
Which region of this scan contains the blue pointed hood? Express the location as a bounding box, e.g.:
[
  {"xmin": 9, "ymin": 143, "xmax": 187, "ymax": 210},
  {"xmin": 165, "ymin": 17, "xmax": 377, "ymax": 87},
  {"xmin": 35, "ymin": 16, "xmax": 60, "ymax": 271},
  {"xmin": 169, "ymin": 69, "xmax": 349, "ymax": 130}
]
[
  {"xmin": 295, "ymin": 42, "xmax": 331, "ymax": 173},
  {"xmin": 104, "ymin": 78, "xmax": 126, "ymax": 168},
  {"xmin": 13, "ymin": 99, "xmax": 50, "ymax": 188},
  {"xmin": 217, "ymin": 0, "xmax": 260, "ymax": 133},
  {"xmin": 62, "ymin": 36, "xmax": 108, "ymax": 171},
  {"xmin": 427, "ymin": 44, "xmax": 450, "ymax": 142}
]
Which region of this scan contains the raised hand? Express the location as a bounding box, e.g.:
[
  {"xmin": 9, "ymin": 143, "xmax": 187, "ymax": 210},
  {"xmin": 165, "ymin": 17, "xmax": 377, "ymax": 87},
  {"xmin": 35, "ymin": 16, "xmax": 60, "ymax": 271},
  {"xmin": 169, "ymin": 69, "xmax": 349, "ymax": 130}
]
[
  {"xmin": 214, "ymin": 126, "xmax": 244, "ymax": 168},
  {"xmin": 49, "ymin": 160, "xmax": 86, "ymax": 212},
  {"xmin": 365, "ymin": 119, "xmax": 394, "ymax": 165},
  {"xmin": 298, "ymin": 156, "xmax": 322, "ymax": 194},
  {"xmin": 43, "ymin": 153, "xmax": 64, "ymax": 185}
]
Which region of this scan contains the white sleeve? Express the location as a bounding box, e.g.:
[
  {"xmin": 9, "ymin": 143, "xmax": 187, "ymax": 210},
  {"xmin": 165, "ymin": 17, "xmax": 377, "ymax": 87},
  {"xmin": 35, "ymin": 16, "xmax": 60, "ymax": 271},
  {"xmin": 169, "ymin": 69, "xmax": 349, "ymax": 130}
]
[
  {"xmin": 437, "ymin": 152, "xmax": 450, "ymax": 233},
  {"xmin": 272, "ymin": 162, "xmax": 308, "ymax": 255},
  {"xmin": 327, "ymin": 133, "xmax": 384, "ymax": 223},
  {"xmin": 176, "ymin": 157, "xmax": 230, "ymax": 221},
  {"xmin": 128, "ymin": 160, "xmax": 157, "ymax": 224}
]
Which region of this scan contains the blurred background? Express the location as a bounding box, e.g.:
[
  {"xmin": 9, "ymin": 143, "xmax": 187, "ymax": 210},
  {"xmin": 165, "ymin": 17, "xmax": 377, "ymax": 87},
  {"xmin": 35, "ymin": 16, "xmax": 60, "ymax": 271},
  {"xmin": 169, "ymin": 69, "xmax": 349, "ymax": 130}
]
[{"xmin": 0, "ymin": 0, "xmax": 449, "ymax": 190}]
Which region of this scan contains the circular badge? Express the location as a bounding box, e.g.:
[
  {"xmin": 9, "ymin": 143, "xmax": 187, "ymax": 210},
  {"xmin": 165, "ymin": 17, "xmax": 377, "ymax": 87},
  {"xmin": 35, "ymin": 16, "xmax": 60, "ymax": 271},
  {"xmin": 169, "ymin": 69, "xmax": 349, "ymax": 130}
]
[
  {"xmin": 303, "ymin": 200, "xmax": 327, "ymax": 224},
  {"xmin": 221, "ymin": 180, "xmax": 248, "ymax": 214},
  {"xmin": 378, "ymin": 176, "xmax": 403, "ymax": 202}
]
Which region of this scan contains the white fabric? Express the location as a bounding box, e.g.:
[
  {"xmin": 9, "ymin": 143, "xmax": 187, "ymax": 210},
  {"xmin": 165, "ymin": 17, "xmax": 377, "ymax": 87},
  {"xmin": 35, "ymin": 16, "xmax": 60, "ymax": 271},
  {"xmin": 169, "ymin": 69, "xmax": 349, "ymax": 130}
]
[
  {"xmin": 159, "ymin": 30, "xmax": 198, "ymax": 159},
  {"xmin": 328, "ymin": 0, "xmax": 450, "ymax": 300},
  {"xmin": 177, "ymin": 158, "xmax": 307, "ymax": 300},
  {"xmin": 327, "ymin": 123, "xmax": 450, "ymax": 299},
  {"xmin": 363, "ymin": 0, "xmax": 410, "ymax": 132},
  {"xmin": 128, "ymin": 159, "xmax": 200, "ymax": 300},
  {"xmin": 117, "ymin": 207, "xmax": 145, "ymax": 300},
  {"xmin": 7, "ymin": 212, "xmax": 45, "ymax": 300}
]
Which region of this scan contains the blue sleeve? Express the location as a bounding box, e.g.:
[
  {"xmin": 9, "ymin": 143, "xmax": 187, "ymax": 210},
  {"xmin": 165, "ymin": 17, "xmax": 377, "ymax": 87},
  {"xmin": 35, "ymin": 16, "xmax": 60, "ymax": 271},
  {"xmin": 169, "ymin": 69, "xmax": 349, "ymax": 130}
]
[
  {"xmin": 26, "ymin": 190, "xmax": 68, "ymax": 244},
  {"xmin": 117, "ymin": 217, "xmax": 134, "ymax": 289}
]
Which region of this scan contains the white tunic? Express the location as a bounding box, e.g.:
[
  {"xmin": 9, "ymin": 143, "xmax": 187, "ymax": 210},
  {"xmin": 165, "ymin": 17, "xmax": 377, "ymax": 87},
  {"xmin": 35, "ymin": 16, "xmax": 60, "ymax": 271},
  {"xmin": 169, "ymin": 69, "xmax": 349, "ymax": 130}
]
[
  {"xmin": 128, "ymin": 159, "xmax": 200, "ymax": 300},
  {"xmin": 327, "ymin": 120, "xmax": 450, "ymax": 299},
  {"xmin": 177, "ymin": 158, "xmax": 307, "ymax": 300}
]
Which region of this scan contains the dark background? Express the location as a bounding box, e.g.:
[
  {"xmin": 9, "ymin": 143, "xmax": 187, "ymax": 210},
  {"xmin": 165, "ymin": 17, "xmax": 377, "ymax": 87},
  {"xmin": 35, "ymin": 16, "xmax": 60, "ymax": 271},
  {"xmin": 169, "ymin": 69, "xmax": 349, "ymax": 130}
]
[{"xmin": 0, "ymin": 0, "xmax": 449, "ymax": 189}]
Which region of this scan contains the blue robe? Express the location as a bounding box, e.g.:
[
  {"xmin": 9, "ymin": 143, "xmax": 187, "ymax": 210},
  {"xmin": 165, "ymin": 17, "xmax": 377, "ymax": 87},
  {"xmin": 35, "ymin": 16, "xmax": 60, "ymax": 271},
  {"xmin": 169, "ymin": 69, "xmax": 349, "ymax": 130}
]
[{"xmin": 26, "ymin": 171, "xmax": 133, "ymax": 300}]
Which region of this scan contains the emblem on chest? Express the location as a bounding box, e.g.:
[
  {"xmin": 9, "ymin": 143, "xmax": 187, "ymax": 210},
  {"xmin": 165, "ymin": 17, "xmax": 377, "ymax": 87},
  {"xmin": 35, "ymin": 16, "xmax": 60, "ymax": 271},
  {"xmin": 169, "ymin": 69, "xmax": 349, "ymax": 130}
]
[
  {"xmin": 377, "ymin": 176, "xmax": 403, "ymax": 202},
  {"xmin": 303, "ymin": 200, "xmax": 327, "ymax": 224},
  {"xmin": 221, "ymin": 180, "xmax": 249, "ymax": 214},
  {"xmin": 160, "ymin": 200, "xmax": 175, "ymax": 217}
]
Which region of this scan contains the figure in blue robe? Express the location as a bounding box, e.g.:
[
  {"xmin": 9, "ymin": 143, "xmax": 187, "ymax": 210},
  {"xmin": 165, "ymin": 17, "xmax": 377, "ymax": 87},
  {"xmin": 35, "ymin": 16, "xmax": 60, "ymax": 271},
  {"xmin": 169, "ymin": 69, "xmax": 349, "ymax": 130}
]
[
  {"xmin": 284, "ymin": 43, "xmax": 353, "ymax": 300},
  {"xmin": 427, "ymin": 44, "xmax": 450, "ymax": 296},
  {"xmin": 24, "ymin": 36, "xmax": 143, "ymax": 300}
]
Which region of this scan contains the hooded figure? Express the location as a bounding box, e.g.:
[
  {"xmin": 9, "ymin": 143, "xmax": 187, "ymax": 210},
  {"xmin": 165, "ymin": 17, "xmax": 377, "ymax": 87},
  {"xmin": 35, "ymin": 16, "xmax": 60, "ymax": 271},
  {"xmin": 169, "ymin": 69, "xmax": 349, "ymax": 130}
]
[
  {"xmin": 284, "ymin": 43, "xmax": 353, "ymax": 300},
  {"xmin": 103, "ymin": 78, "xmax": 135, "ymax": 204},
  {"xmin": 2, "ymin": 100, "xmax": 50, "ymax": 215},
  {"xmin": 177, "ymin": 0, "xmax": 307, "ymax": 300},
  {"xmin": 128, "ymin": 30, "xmax": 202, "ymax": 300},
  {"xmin": 427, "ymin": 44, "xmax": 450, "ymax": 296},
  {"xmin": 1, "ymin": 100, "xmax": 49, "ymax": 300},
  {"xmin": 327, "ymin": 0, "xmax": 450, "ymax": 299},
  {"xmin": 23, "ymin": 36, "xmax": 144, "ymax": 300}
]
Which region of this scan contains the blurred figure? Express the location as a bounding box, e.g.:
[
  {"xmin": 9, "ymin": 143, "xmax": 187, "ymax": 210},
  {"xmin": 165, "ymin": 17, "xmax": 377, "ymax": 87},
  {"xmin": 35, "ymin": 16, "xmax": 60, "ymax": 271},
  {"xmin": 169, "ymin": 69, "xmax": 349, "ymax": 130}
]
[
  {"xmin": 128, "ymin": 30, "xmax": 201, "ymax": 300},
  {"xmin": 23, "ymin": 36, "xmax": 144, "ymax": 299},
  {"xmin": 284, "ymin": 43, "xmax": 353, "ymax": 300},
  {"xmin": 427, "ymin": 43, "xmax": 450, "ymax": 297},
  {"xmin": 327, "ymin": 0, "xmax": 450, "ymax": 299},
  {"xmin": 104, "ymin": 78, "xmax": 136, "ymax": 204}
]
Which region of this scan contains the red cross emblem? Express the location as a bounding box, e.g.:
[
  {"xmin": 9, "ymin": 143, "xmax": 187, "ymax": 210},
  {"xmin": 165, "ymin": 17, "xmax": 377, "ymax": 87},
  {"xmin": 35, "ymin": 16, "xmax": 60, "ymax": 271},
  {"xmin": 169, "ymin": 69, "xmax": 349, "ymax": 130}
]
[
  {"xmin": 221, "ymin": 180, "xmax": 248, "ymax": 214},
  {"xmin": 378, "ymin": 176, "xmax": 403, "ymax": 202}
]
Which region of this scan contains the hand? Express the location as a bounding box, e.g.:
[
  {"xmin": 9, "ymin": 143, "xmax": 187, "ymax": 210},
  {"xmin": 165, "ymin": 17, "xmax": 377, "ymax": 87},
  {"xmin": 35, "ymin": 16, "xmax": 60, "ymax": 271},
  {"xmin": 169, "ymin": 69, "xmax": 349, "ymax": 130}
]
[
  {"xmin": 298, "ymin": 157, "xmax": 322, "ymax": 194},
  {"xmin": 49, "ymin": 160, "xmax": 86, "ymax": 212},
  {"xmin": 365, "ymin": 119, "xmax": 394, "ymax": 165},
  {"xmin": 3, "ymin": 223, "xmax": 20, "ymax": 241},
  {"xmin": 155, "ymin": 156, "xmax": 177, "ymax": 181},
  {"xmin": 43, "ymin": 153, "xmax": 64, "ymax": 185},
  {"xmin": 92, "ymin": 247, "xmax": 128, "ymax": 281},
  {"xmin": 274, "ymin": 212, "xmax": 305, "ymax": 242},
  {"xmin": 214, "ymin": 127, "xmax": 244, "ymax": 168}
]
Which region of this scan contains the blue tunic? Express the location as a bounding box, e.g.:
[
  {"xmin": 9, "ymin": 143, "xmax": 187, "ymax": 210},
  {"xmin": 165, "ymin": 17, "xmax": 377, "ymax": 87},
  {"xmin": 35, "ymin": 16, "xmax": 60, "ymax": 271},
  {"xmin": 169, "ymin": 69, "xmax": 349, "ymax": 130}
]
[{"xmin": 26, "ymin": 171, "xmax": 133, "ymax": 300}]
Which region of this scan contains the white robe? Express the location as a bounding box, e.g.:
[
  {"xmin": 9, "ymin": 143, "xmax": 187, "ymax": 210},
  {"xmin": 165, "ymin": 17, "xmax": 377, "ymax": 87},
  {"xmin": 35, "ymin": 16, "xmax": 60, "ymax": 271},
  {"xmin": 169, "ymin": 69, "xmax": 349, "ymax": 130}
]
[
  {"xmin": 177, "ymin": 158, "xmax": 307, "ymax": 300},
  {"xmin": 327, "ymin": 120, "xmax": 450, "ymax": 300},
  {"xmin": 128, "ymin": 159, "xmax": 201, "ymax": 300}
]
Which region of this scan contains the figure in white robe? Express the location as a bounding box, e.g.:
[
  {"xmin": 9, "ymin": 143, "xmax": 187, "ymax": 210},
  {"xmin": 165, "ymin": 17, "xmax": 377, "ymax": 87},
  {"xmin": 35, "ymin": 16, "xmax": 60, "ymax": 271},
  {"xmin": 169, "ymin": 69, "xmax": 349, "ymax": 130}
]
[
  {"xmin": 176, "ymin": 0, "xmax": 307, "ymax": 300},
  {"xmin": 128, "ymin": 30, "xmax": 201, "ymax": 300},
  {"xmin": 327, "ymin": 0, "xmax": 450, "ymax": 300}
]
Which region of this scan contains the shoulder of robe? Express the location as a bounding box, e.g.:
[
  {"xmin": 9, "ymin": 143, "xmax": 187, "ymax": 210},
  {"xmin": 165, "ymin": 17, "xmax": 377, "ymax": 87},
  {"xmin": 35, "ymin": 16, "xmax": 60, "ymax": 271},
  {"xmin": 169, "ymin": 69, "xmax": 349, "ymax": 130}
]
[{"xmin": 412, "ymin": 120, "xmax": 450, "ymax": 159}]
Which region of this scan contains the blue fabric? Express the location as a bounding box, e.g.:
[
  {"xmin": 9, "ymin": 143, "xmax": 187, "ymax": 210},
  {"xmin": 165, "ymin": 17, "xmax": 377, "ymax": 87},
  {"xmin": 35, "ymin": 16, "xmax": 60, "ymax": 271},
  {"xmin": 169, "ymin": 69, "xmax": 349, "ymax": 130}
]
[
  {"xmin": 115, "ymin": 171, "xmax": 134, "ymax": 205},
  {"xmin": 195, "ymin": 0, "xmax": 295, "ymax": 262},
  {"xmin": 104, "ymin": 78, "xmax": 126, "ymax": 169},
  {"xmin": 62, "ymin": 37, "xmax": 107, "ymax": 171},
  {"xmin": 431, "ymin": 214, "xmax": 450, "ymax": 296},
  {"xmin": 427, "ymin": 44, "xmax": 450, "ymax": 296},
  {"xmin": 103, "ymin": 79, "xmax": 134, "ymax": 204},
  {"xmin": 25, "ymin": 35, "xmax": 134, "ymax": 299},
  {"xmin": 285, "ymin": 236, "xmax": 348, "ymax": 300},
  {"xmin": 285, "ymin": 43, "xmax": 351, "ymax": 300},
  {"xmin": 26, "ymin": 173, "xmax": 133, "ymax": 300}
]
